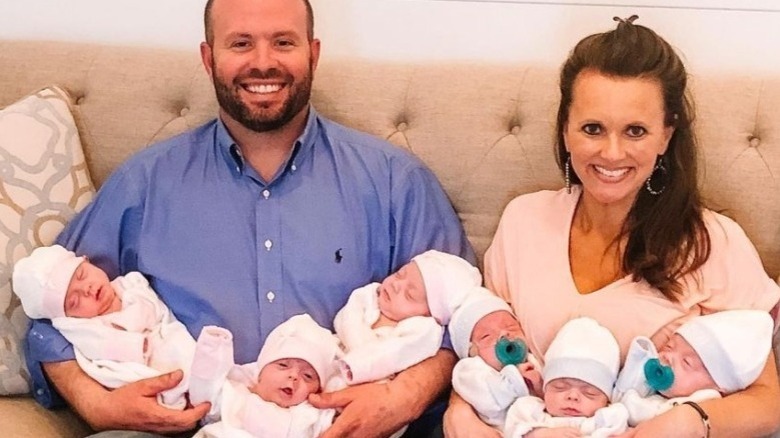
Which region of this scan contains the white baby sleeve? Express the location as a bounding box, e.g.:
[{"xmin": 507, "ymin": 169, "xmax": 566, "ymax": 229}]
[
  {"xmin": 107, "ymin": 274, "xmax": 162, "ymax": 333},
  {"xmin": 53, "ymin": 317, "xmax": 146, "ymax": 364},
  {"xmin": 623, "ymin": 388, "xmax": 721, "ymax": 427},
  {"xmin": 581, "ymin": 403, "xmax": 630, "ymax": 438},
  {"xmin": 613, "ymin": 336, "xmax": 657, "ymax": 401},
  {"xmin": 503, "ymin": 396, "xmax": 548, "ymax": 438},
  {"xmin": 452, "ymin": 357, "xmax": 529, "ymax": 427},
  {"xmin": 334, "ymin": 284, "xmax": 382, "ymax": 350},
  {"xmin": 190, "ymin": 326, "xmax": 235, "ymax": 423},
  {"xmin": 621, "ymin": 390, "xmax": 671, "ymax": 426},
  {"xmin": 240, "ymin": 394, "xmax": 293, "ymax": 437},
  {"xmin": 340, "ymin": 315, "xmax": 443, "ymax": 384},
  {"xmin": 623, "ymin": 387, "xmax": 722, "ymax": 427},
  {"xmin": 287, "ymin": 402, "xmax": 336, "ymax": 438}
]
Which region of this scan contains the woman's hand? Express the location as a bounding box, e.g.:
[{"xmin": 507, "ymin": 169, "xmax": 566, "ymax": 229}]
[
  {"xmin": 525, "ymin": 427, "xmax": 582, "ymax": 438},
  {"xmin": 625, "ymin": 404, "xmax": 702, "ymax": 438},
  {"xmin": 443, "ymin": 390, "xmax": 500, "ymax": 438}
]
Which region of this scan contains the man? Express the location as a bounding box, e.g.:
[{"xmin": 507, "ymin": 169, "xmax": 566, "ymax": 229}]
[{"xmin": 24, "ymin": 0, "xmax": 474, "ymax": 436}]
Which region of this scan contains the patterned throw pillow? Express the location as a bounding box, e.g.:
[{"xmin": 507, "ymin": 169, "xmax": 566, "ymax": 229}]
[{"xmin": 0, "ymin": 86, "xmax": 95, "ymax": 395}]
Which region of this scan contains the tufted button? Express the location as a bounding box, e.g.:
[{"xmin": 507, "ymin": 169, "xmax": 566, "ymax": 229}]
[
  {"xmin": 180, "ymin": 107, "xmax": 190, "ymax": 117},
  {"xmin": 748, "ymin": 136, "xmax": 761, "ymax": 148},
  {"xmin": 510, "ymin": 126, "xmax": 521, "ymax": 135},
  {"xmin": 397, "ymin": 122, "xmax": 408, "ymax": 132}
]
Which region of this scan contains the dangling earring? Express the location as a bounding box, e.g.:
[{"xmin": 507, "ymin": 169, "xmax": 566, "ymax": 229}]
[
  {"xmin": 645, "ymin": 155, "xmax": 668, "ymax": 195},
  {"xmin": 565, "ymin": 154, "xmax": 572, "ymax": 194}
]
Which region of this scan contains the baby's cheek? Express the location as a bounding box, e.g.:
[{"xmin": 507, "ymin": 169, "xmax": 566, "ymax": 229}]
[{"xmin": 479, "ymin": 345, "xmax": 502, "ymax": 370}]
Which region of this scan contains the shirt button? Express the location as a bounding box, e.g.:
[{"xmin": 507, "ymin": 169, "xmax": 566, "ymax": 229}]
[
  {"xmin": 262, "ymin": 189, "xmax": 270, "ymax": 199},
  {"xmin": 266, "ymin": 291, "xmax": 276, "ymax": 302},
  {"xmin": 264, "ymin": 240, "xmax": 273, "ymax": 251},
  {"xmin": 291, "ymin": 164, "xmax": 297, "ymax": 172},
  {"xmin": 36, "ymin": 388, "xmax": 45, "ymax": 396}
]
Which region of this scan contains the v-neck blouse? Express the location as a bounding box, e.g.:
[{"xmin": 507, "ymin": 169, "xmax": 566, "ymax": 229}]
[{"xmin": 484, "ymin": 187, "xmax": 779, "ymax": 362}]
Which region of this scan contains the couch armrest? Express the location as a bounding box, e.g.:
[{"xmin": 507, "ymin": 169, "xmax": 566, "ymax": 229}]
[{"xmin": 0, "ymin": 396, "xmax": 92, "ymax": 437}]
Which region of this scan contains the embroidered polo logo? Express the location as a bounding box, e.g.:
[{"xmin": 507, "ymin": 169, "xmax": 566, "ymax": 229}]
[{"xmin": 335, "ymin": 248, "xmax": 343, "ymax": 263}]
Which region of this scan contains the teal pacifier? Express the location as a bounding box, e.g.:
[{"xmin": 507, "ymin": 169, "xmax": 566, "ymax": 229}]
[
  {"xmin": 495, "ymin": 337, "xmax": 528, "ymax": 366},
  {"xmin": 644, "ymin": 358, "xmax": 674, "ymax": 392}
]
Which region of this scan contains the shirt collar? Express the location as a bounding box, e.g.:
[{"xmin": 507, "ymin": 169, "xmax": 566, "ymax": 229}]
[{"xmin": 215, "ymin": 106, "xmax": 321, "ymax": 179}]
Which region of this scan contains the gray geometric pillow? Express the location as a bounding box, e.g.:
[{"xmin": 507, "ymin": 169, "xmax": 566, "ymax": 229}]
[{"xmin": 0, "ymin": 86, "xmax": 95, "ymax": 395}]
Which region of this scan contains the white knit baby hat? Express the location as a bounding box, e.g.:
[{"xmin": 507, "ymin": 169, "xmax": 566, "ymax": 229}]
[
  {"xmin": 448, "ymin": 287, "xmax": 513, "ymax": 359},
  {"xmin": 12, "ymin": 245, "xmax": 85, "ymax": 319},
  {"xmin": 543, "ymin": 317, "xmax": 620, "ymax": 399},
  {"xmin": 675, "ymin": 309, "xmax": 773, "ymax": 394},
  {"xmin": 256, "ymin": 314, "xmax": 341, "ymax": 387},
  {"xmin": 412, "ymin": 250, "xmax": 481, "ymax": 325}
]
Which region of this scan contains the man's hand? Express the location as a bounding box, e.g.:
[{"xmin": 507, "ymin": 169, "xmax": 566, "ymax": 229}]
[
  {"xmin": 442, "ymin": 390, "xmax": 500, "ymax": 438},
  {"xmin": 310, "ymin": 382, "xmax": 411, "ymax": 438},
  {"xmin": 310, "ymin": 349, "xmax": 456, "ymax": 438},
  {"xmin": 44, "ymin": 361, "xmax": 209, "ymax": 433}
]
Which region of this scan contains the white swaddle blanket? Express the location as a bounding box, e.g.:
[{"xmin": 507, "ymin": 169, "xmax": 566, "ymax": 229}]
[{"xmin": 53, "ymin": 272, "xmax": 196, "ymax": 409}]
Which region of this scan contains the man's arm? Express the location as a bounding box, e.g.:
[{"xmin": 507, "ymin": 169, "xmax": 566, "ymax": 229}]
[
  {"xmin": 43, "ymin": 360, "xmax": 209, "ymax": 433},
  {"xmin": 310, "ymin": 348, "xmax": 456, "ymax": 438}
]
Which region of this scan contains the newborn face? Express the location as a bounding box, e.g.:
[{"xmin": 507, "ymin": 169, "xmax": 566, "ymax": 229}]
[
  {"xmin": 253, "ymin": 358, "xmax": 321, "ymax": 408},
  {"xmin": 64, "ymin": 260, "xmax": 121, "ymax": 318},
  {"xmin": 543, "ymin": 377, "xmax": 608, "ymax": 418},
  {"xmin": 376, "ymin": 261, "xmax": 431, "ymax": 322},
  {"xmin": 657, "ymin": 333, "xmax": 719, "ymax": 397},
  {"xmin": 469, "ymin": 310, "xmax": 525, "ymax": 370}
]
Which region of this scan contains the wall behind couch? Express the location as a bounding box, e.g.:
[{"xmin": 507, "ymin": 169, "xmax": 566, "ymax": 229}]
[{"xmin": 0, "ymin": 0, "xmax": 778, "ymax": 73}]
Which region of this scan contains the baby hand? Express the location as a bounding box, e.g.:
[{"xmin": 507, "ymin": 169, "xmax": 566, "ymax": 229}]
[{"xmin": 518, "ymin": 362, "xmax": 543, "ymax": 397}]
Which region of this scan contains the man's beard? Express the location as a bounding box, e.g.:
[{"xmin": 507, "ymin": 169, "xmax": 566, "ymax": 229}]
[{"xmin": 212, "ymin": 59, "xmax": 313, "ymax": 133}]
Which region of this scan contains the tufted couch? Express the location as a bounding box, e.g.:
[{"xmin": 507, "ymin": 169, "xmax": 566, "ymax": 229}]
[{"xmin": 1, "ymin": 40, "xmax": 779, "ymax": 437}]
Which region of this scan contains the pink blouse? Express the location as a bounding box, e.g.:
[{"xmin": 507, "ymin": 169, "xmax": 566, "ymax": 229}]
[{"xmin": 484, "ymin": 187, "xmax": 779, "ymax": 362}]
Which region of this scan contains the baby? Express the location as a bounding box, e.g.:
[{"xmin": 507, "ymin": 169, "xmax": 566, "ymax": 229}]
[
  {"xmin": 13, "ymin": 245, "xmax": 197, "ymax": 409},
  {"xmin": 333, "ymin": 249, "xmax": 481, "ymax": 385},
  {"xmin": 333, "ymin": 250, "xmax": 480, "ymax": 438},
  {"xmin": 504, "ymin": 317, "xmax": 629, "ymax": 438},
  {"xmin": 448, "ymin": 287, "xmax": 543, "ymax": 429},
  {"xmin": 613, "ymin": 309, "xmax": 774, "ymax": 427},
  {"xmin": 194, "ymin": 314, "xmax": 341, "ymax": 438}
]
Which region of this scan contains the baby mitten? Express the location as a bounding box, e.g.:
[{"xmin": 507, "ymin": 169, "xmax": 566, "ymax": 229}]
[
  {"xmin": 613, "ymin": 336, "xmax": 657, "ymax": 400},
  {"xmin": 189, "ymin": 325, "xmax": 235, "ymax": 423}
]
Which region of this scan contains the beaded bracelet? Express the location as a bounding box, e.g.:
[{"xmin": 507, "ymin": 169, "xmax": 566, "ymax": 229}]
[{"xmin": 682, "ymin": 401, "xmax": 711, "ymax": 438}]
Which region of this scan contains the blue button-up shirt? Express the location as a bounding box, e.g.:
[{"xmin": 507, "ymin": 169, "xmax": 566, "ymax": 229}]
[{"xmin": 26, "ymin": 107, "xmax": 474, "ymax": 407}]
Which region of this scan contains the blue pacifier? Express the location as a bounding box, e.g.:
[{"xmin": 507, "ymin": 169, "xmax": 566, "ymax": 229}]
[
  {"xmin": 643, "ymin": 358, "xmax": 675, "ymax": 392},
  {"xmin": 495, "ymin": 337, "xmax": 528, "ymax": 366}
]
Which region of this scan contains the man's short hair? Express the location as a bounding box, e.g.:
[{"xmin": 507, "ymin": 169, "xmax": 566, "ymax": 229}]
[{"xmin": 204, "ymin": 0, "xmax": 315, "ymax": 45}]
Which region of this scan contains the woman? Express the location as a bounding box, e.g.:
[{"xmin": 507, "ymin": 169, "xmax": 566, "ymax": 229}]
[{"xmin": 444, "ymin": 16, "xmax": 780, "ymax": 438}]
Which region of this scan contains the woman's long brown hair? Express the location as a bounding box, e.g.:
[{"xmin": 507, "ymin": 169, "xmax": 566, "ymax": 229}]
[{"xmin": 555, "ymin": 17, "xmax": 710, "ymax": 300}]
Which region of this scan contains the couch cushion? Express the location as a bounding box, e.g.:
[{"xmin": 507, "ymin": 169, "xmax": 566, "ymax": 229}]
[{"xmin": 0, "ymin": 86, "xmax": 95, "ymax": 395}]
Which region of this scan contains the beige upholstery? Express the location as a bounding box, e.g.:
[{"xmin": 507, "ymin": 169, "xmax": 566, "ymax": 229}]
[{"xmin": 1, "ymin": 40, "xmax": 779, "ymax": 437}]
